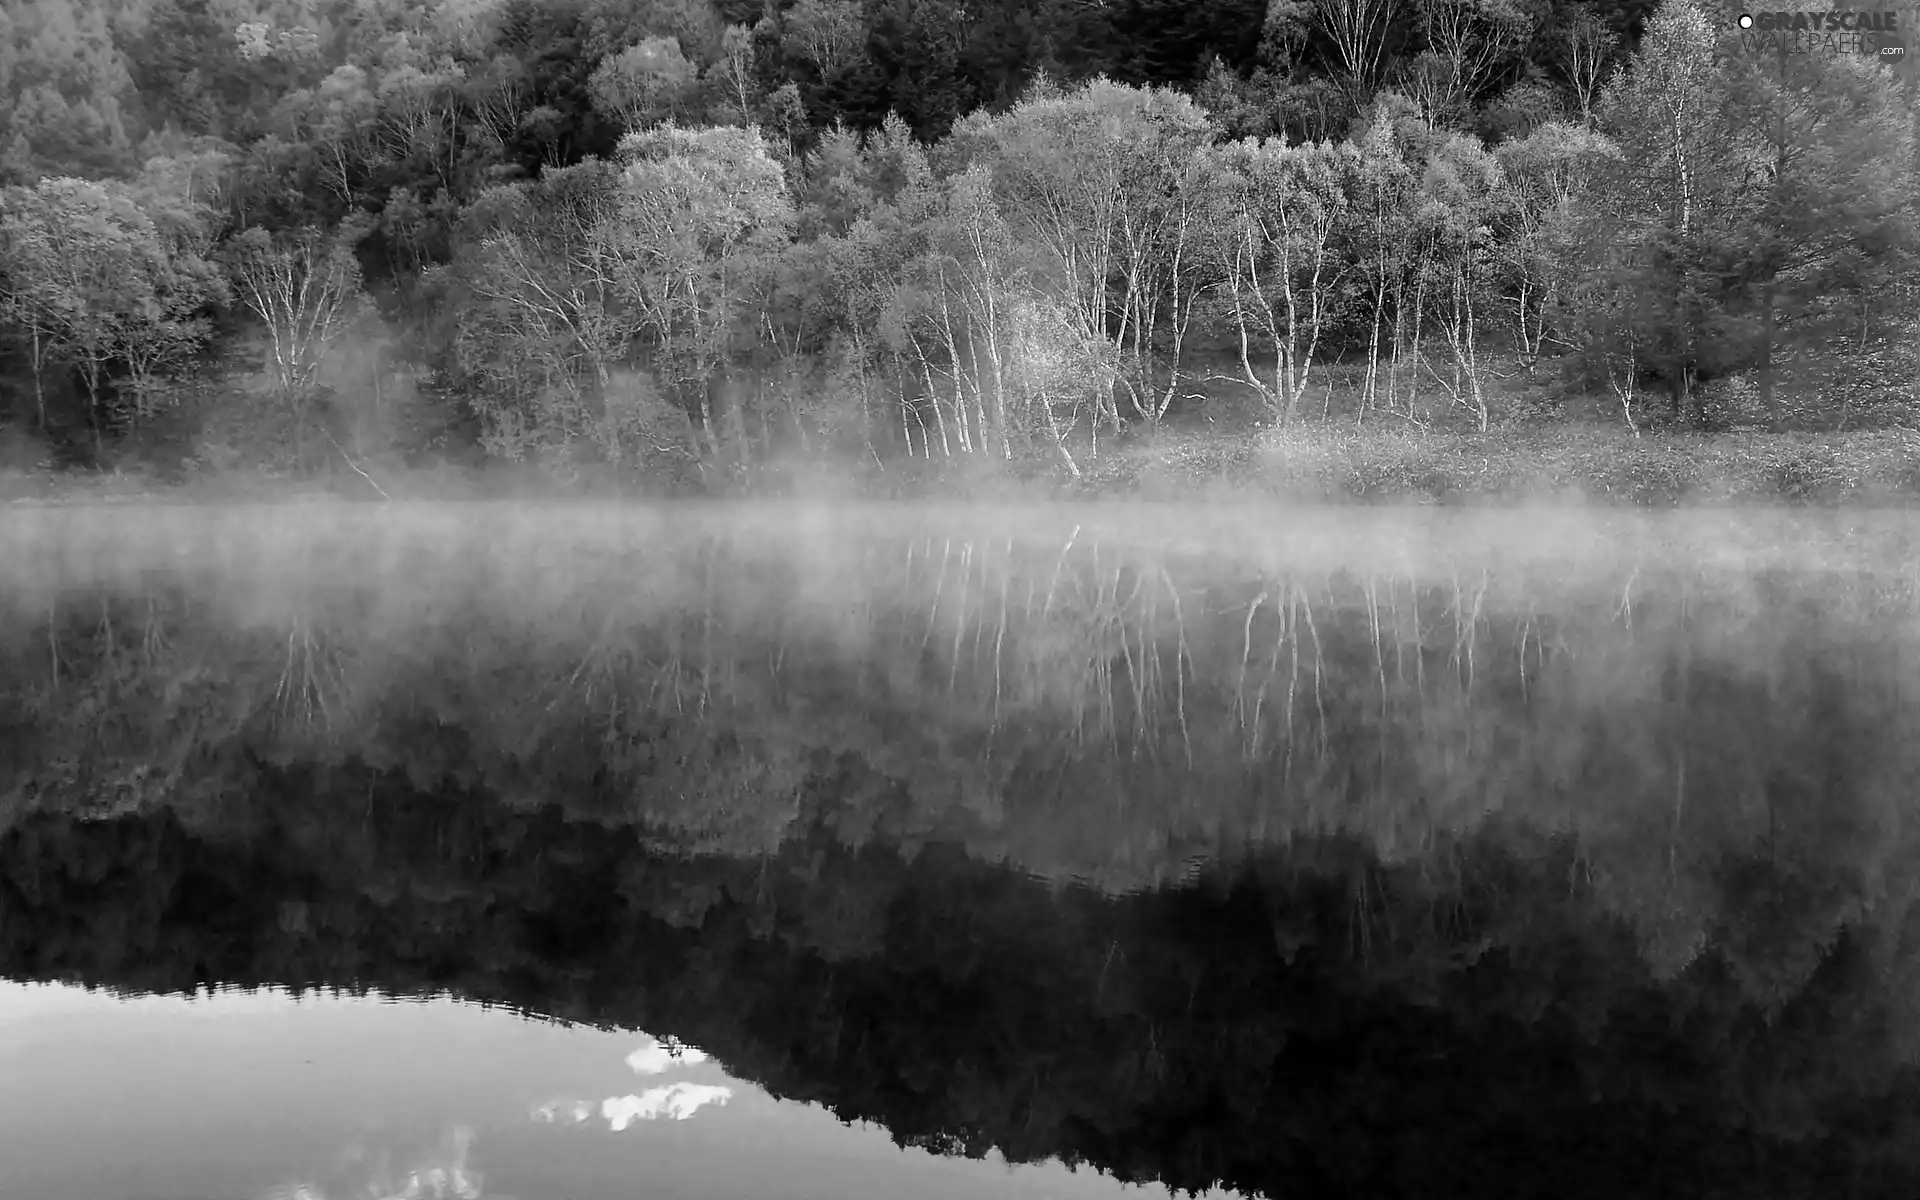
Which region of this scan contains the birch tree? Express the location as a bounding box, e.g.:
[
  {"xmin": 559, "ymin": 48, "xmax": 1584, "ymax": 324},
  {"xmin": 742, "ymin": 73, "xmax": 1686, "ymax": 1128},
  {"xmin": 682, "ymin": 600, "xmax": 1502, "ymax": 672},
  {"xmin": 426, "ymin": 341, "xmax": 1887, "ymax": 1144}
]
[
  {"xmin": 946, "ymin": 78, "xmax": 1219, "ymax": 431},
  {"xmin": 606, "ymin": 123, "xmax": 794, "ymax": 461},
  {"xmin": 1313, "ymin": 0, "xmax": 1402, "ymax": 107},
  {"xmin": 1414, "ymin": 133, "xmax": 1503, "ymax": 429},
  {"xmin": 1589, "ymin": 0, "xmax": 1728, "ymax": 420},
  {"xmin": 1417, "ymin": 0, "xmax": 1532, "ymax": 123},
  {"xmin": 224, "ymin": 221, "xmax": 366, "ymax": 396},
  {"xmin": 1345, "ymin": 96, "xmax": 1426, "ymax": 418},
  {"xmin": 1211, "ymin": 138, "xmax": 1355, "ymax": 427},
  {"xmin": 1492, "ymin": 121, "xmax": 1619, "ymax": 378},
  {"xmin": 223, "ymin": 218, "xmax": 368, "ymax": 469},
  {"xmin": 709, "ymin": 24, "xmax": 759, "ymax": 125},
  {"xmin": 1559, "ymin": 3, "xmax": 1618, "ymax": 125}
]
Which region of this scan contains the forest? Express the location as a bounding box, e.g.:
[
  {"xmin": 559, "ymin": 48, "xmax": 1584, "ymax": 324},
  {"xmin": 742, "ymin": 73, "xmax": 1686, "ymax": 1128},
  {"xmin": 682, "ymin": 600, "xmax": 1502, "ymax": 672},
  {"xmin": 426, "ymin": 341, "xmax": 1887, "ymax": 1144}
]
[{"xmin": 0, "ymin": 0, "xmax": 1917, "ymax": 496}]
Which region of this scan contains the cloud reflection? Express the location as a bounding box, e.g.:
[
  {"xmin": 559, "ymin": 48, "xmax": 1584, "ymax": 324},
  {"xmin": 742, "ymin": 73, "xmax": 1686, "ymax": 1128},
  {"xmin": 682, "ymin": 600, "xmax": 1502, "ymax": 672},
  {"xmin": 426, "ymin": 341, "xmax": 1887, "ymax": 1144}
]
[
  {"xmin": 532, "ymin": 1037, "xmax": 729, "ymax": 1130},
  {"xmin": 624, "ymin": 1035, "xmax": 709, "ymax": 1075},
  {"xmin": 532, "ymin": 1083, "xmax": 734, "ymax": 1130},
  {"xmin": 264, "ymin": 1126, "xmax": 486, "ymax": 1200},
  {"xmin": 603, "ymin": 1083, "xmax": 734, "ymax": 1129},
  {"xmin": 530, "ymin": 1098, "xmax": 598, "ymax": 1125}
]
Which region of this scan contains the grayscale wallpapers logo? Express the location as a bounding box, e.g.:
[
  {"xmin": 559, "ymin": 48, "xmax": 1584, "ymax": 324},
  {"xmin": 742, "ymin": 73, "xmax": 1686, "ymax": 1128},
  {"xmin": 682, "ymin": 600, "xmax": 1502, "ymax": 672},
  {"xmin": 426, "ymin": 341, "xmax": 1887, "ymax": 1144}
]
[{"xmin": 1730, "ymin": 10, "xmax": 1907, "ymax": 65}]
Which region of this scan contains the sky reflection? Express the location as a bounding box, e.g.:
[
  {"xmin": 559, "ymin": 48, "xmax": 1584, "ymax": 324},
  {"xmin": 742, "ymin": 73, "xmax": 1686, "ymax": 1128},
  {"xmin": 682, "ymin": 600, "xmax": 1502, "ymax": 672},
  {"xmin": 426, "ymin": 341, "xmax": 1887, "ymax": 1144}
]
[{"xmin": 0, "ymin": 982, "xmax": 1236, "ymax": 1200}]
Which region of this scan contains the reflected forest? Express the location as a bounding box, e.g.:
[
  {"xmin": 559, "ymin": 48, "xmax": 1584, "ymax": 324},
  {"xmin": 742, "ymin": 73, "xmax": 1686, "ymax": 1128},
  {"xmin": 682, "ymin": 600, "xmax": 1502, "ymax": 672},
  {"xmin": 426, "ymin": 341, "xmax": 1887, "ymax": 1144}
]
[{"xmin": 8, "ymin": 505, "xmax": 1920, "ymax": 1197}]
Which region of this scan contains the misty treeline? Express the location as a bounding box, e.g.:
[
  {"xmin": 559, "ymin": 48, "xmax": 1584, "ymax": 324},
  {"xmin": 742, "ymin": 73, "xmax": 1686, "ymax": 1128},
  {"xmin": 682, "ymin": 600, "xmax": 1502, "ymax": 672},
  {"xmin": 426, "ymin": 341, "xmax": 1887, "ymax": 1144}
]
[
  {"xmin": 8, "ymin": 509, "xmax": 1915, "ymax": 931},
  {"xmin": 0, "ymin": 0, "xmax": 1915, "ymax": 483}
]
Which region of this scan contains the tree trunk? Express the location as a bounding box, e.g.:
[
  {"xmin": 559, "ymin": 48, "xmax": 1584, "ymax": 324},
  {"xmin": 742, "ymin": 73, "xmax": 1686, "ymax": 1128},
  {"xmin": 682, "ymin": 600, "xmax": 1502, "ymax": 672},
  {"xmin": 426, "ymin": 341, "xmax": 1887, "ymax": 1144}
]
[
  {"xmin": 1758, "ymin": 277, "xmax": 1780, "ymax": 433},
  {"xmin": 30, "ymin": 326, "xmax": 47, "ymax": 431},
  {"xmin": 698, "ymin": 379, "xmax": 718, "ymax": 460}
]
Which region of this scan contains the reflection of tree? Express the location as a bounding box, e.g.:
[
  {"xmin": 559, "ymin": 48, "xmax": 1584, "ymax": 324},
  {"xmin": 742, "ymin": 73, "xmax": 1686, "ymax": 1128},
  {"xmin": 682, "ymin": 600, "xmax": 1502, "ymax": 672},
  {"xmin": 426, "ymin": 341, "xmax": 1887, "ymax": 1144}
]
[
  {"xmin": 6, "ymin": 524, "xmax": 1920, "ymax": 1194},
  {"xmin": 4, "ymin": 789, "xmax": 1920, "ymax": 1199},
  {"xmin": 6, "ymin": 530, "xmax": 1920, "ymax": 911},
  {"xmin": 268, "ymin": 1124, "xmax": 483, "ymax": 1200}
]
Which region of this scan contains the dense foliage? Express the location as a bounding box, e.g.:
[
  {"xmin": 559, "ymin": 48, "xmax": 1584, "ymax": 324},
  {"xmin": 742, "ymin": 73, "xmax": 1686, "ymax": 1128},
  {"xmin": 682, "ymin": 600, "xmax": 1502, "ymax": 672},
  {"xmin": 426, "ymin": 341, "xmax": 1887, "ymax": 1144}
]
[{"xmin": 0, "ymin": 0, "xmax": 1915, "ymax": 485}]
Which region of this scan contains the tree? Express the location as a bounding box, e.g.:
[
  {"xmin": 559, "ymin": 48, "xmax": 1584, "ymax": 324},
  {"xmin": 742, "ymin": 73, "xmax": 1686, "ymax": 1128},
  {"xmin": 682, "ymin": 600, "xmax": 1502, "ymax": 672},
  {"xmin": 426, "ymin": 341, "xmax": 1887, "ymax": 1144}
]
[
  {"xmin": 372, "ymin": 47, "xmax": 469, "ymax": 195},
  {"xmin": 606, "ymin": 123, "xmax": 795, "ymax": 461},
  {"xmin": 578, "ymin": 0, "xmax": 725, "ymax": 64},
  {"xmin": 1588, "ymin": 0, "xmax": 1733, "ymax": 421},
  {"xmin": 0, "ymin": 184, "xmax": 78, "ymax": 430},
  {"xmin": 1210, "ymin": 137, "xmax": 1355, "ymax": 427},
  {"xmin": 0, "ymin": 0, "xmax": 140, "ymax": 179},
  {"xmin": 1412, "ymin": 132, "xmax": 1503, "ymax": 429},
  {"xmin": 222, "ymin": 220, "xmax": 368, "ymax": 469},
  {"xmin": 123, "ymin": 154, "xmax": 231, "ymax": 418},
  {"xmin": 441, "ymin": 157, "xmax": 631, "ymax": 463},
  {"xmin": 1557, "ymin": 3, "xmax": 1618, "ymax": 125},
  {"xmin": 1344, "ymin": 94, "xmax": 1427, "ymax": 418},
  {"xmin": 1414, "ymin": 0, "xmax": 1532, "ymax": 126},
  {"xmin": 708, "ymin": 23, "xmax": 761, "ymax": 124},
  {"xmin": 1312, "ymin": 0, "xmax": 1402, "ymax": 108},
  {"xmin": 783, "ymin": 0, "xmax": 866, "ymax": 79},
  {"xmin": 588, "ymin": 36, "xmax": 698, "ymax": 133},
  {"xmin": 1493, "ymin": 121, "xmax": 1619, "ymax": 379},
  {"xmin": 0, "ymin": 177, "xmax": 210, "ymax": 443},
  {"xmin": 1717, "ymin": 32, "xmax": 1917, "ymax": 430},
  {"xmin": 946, "ymin": 77, "xmax": 1221, "ymax": 430}
]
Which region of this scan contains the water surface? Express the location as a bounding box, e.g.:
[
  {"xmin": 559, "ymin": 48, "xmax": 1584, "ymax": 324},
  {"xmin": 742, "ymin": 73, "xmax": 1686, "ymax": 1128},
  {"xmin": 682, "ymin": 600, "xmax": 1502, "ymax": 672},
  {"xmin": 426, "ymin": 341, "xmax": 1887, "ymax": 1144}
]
[{"xmin": 5, "ymin": 501, "xmax": 1920, "ymax": 1200}]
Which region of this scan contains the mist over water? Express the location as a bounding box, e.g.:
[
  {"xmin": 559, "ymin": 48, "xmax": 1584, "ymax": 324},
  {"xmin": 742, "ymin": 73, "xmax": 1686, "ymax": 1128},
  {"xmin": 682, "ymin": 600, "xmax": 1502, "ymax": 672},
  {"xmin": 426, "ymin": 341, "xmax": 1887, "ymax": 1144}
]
[{"xmin": 6, "ymin": 499, "xmax": 1920, "ymax": 1199}]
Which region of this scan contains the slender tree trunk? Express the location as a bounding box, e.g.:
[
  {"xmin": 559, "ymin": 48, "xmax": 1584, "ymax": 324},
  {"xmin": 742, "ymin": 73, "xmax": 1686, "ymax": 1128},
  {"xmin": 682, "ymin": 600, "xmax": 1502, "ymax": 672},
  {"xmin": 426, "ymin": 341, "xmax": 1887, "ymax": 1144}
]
[
  {"xmin": 1387, "ymin": 277, "xmax": 1405, "ymax": 415},
  {"xmin": 1363, "ymin": 283, "xmax": 1385, "ymax": 424},
  {"xmin": 1758, "ymin": 277, "xmax": 1779, "ymax": 432},
  {"xmin": 698, "ymin": 379, "xmax": 719, "ymax": 460},
  {"xmin": 1038, "ymin": 381, "xmax": 1080, "ymax": 478},
  {"xmin": 1407, "ymin": 262, "xmax": 1429, "ymax": 420},
  {"xmin": 30, "ymin": 326, "xmax": 47, "ymax": 431},
  {"xmin": 85, "ymin": 373, "xmax": 102, "ymax": 456}
]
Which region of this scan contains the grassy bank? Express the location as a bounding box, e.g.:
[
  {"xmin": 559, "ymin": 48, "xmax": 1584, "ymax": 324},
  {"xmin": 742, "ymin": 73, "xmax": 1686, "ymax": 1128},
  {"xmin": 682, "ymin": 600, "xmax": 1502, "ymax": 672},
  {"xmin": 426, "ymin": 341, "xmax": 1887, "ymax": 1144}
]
[
  {"xmin": 9, "ymin": 424, "xmax": 1920, "ymax": 507},
  {"xmin": 1069, "ymin": 425, "xmax": 1920, "ymax": 506}
]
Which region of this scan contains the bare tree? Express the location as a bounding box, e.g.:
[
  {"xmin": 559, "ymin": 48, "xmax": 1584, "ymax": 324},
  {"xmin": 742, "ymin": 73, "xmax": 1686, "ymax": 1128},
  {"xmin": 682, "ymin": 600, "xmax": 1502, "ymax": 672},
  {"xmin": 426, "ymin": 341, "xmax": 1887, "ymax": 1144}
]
[
  {"xmin": 223, "ymin": 221, "xmax": 368, "ymax": 470},
  {"xmin": 1420, "ymin": 0, "xmax": 1532, "ymax": 119},
  {"xmin": 711, "ymin": 25, "xmax": 759, "ymax": 124},
  {"xmin": 224, "ymin": 224, "xmax": 365, "ymax": 396},
  {"xmin": 1211, "ymin": 139, "xmax": 1354, "ymax": 427},
  {"xmin": 1561, "ymin": 4, "xmax": 1619, "ymax": 125},
  {"xmin": 1313, "ymin": 0, "xmax": 1402, "ymax": 106}
]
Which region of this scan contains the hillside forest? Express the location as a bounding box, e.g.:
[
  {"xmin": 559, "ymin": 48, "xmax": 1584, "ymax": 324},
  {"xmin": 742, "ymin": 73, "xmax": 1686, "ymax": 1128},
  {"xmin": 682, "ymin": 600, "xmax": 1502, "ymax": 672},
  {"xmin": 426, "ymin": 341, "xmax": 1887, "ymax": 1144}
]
[{"xmin": 1, "ymin": 0, "xmax": 1917, "ymax": 490}]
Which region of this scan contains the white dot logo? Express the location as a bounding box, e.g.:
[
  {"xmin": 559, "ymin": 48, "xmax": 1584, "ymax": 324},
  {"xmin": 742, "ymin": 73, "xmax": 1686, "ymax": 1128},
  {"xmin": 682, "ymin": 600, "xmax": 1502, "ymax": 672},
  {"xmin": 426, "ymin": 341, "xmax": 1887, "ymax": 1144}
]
[{"xmin": 1738, "ymin": 12, "xmax": 1754, "ymax": 26}]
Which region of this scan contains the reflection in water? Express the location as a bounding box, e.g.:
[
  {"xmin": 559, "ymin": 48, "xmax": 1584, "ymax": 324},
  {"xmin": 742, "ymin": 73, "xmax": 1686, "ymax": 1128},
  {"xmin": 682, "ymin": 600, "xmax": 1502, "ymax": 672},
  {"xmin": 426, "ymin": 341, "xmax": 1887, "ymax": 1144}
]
[
  {"xmin": 5, "ymin": 503, "xmax": 1920, "ymax": 1199},
  {"xmin": 625, "ymin": 1035, "xmax": 711, "ymax": 1075},
  {"xmin": 529, "ymin": 1100, "xmax": 597, "ymax": 1125},
  {"xmin": 268, "ymin": 1126, "xmax": 487, "ymax": 1200},
  {"xmin": 537, "ymin": 1035, "xmax": 734, "ymax": 1130},
  {"xmin": 603, "ymin": 1084, "xmax": 735, "ymax": 1128},
  {"xmin": 0, "ymin": 981, "xmax": 1145, "ymax": 1200}
]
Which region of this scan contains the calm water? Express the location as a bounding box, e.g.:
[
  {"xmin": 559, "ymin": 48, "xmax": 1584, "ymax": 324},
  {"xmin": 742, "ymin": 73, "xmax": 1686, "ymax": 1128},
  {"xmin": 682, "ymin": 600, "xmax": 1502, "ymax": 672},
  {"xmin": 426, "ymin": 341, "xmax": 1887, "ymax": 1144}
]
[{"xmin": 5, "ymin": 501, "xmax": 1920, "ymax": 1200}]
